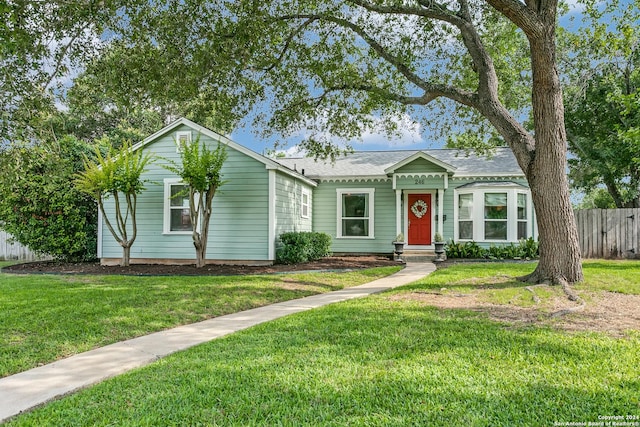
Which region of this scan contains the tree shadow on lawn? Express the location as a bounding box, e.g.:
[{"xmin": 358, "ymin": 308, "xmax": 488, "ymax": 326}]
[
  {"xmin": 582, "ymin": 260, "xmax": 640, "ymax": 272},
  {"xmin": 14, "ymin": 301, "xmax": 639, "ymax": 426},
  {"xmin": 400, "ymin": 274, "xmax": 528, "ymax": 293}
]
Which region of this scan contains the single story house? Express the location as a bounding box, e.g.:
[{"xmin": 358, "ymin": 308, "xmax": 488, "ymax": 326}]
[{"xmin": 99, "ymin": 118, "xmax": 537, "ymax": 265}]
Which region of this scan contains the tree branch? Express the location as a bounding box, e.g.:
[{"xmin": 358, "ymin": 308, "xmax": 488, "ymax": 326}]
[
  {"xmin": 278, "ymin": 13, "xmax": 432, "ymax": 92},
  {"xmin": 484, "ymin": 0, "xmax": 543, "ymax": 38},
  {"xmin": 261, "ymin": 18, "xmax": 318, "ymax": 73}
]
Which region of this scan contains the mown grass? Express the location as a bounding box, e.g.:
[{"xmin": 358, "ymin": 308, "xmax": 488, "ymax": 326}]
[
  {"xmin": 400, "ymin": 260, "xmax": 640, "ymax": 308},
  {"xmin": 0, "ymin": 266, "xmax": 401, "ymax": 377},
  {"xmin": 8, "ymin": 292, "xmax": 639, "ymax": 426}
]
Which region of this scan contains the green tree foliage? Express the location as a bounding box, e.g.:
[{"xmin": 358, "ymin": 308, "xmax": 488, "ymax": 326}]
[
  {"xmin": 0, "ymin": 0, "xmax": 124, "ymax": 142},
  {"xmin": 574, "ymin": 188, "xmax": 617, "ymax": 210},
  {"xmin": 0, "ymin": 136, "xmax": 98, "ymax": 261},
  {"xmin": 75, "ymin": 141, "xmax": 153, "ymax": 266},
  {"xmin": 561, "ymin": 0, "xmax": 640, "ymax": 208},
  {"xmin": 164, "ymin": 137, "xmax": 227, "ymax": 267}
]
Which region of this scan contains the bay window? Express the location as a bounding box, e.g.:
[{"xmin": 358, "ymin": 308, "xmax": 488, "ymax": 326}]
[{"xmin": 455, "ymin": 184, "xmax": 533, "ymax": 242}]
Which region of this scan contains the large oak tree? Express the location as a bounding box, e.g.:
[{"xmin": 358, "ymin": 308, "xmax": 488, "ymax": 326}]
[{"xmin": 221, "ymin": 0, "xmax": 584, "ymax": 284}]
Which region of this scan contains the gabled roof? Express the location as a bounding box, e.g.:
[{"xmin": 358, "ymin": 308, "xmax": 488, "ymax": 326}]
[
  {"xmin": 276, "ymin": 147, "xmax": 523, "ymax": 179},
  {"xmin": 131, "ymin": 118, "xmax": 317, "ymax": 187},
  {"xmin": 383, "ymin": 151, "xmax": 456, "ymax": 174}
]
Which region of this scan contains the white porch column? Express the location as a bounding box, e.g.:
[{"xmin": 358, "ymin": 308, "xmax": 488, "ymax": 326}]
[
  {"xmin": 395, "ymin": 189, "xmax": 402, "ymax": 238},
  {"xmin": 438, "ymin": 188, "xmax": 444, "ymax": 236}
]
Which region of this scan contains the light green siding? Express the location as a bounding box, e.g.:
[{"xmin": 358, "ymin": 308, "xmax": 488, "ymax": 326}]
[
  {"xmin": 312, "ymin": 180, "xmax": 396, "ymax": 254},
  {"xmin": 275, "ymin": 172, "xmax": 313, "ymax": 239},
  {"xmin": 101, "ymin": 124, "xmax": 271, "ymax": 261},
  {"xmin": 395, "ymin": 158, "xmax": 446, "ymax": 174},
  {"xmin": 395, "ymin": 175, "xmax": 447, "ymax": 190}
]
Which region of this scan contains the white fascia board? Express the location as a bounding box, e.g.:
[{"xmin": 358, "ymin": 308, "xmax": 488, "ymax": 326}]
[
  {"xmin": 451, "ymin": 174, "xmax": 527, "ymax": 179},
  {"xmin": 317, "ymin": 175, "xmax": 391, "ymax": 182}
]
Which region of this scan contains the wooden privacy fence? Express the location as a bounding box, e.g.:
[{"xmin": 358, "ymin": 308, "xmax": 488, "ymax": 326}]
[
  {"xmin": 574, "ymin": 208, "xmax": 640, "ymax": 259},
  {"xmin": 0, "ymin": 229, "xmax": 45, "ymax": 261}
]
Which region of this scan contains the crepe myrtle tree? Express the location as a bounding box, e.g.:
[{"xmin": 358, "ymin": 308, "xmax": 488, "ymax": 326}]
[
  {"xmin": 75, "ymin": 140, "xmax": 153, "ymax": 266},
  {"xmin": 164, "ymin": 136, "xmax": 227, "ymax": 268}
]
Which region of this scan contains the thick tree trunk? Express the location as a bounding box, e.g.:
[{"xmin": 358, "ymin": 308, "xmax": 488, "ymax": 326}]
[{"xmin": 522, "ymin": 29, "xmax": 583, "ymax": 284}]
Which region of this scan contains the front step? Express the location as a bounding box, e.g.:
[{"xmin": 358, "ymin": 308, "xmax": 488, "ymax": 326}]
[{"xmin": 395, "ymin": 250, "xmax": 445, "ymax": 263}]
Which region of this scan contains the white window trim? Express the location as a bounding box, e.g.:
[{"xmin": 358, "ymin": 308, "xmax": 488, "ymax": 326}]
[
  {"xmin": 454, "ymin": 187, "xmax": 533, "ymax": 243},
  {"xmin": 175, "ymin": 131, "xmax": 192, "ymax": 153},
  {"xmin": 163, "ymin": 178, "xmax": 194, "ymax": 235},
  {"xmin": 301, "ymin": 188, "xmax": 310, "ymax": 219},
  {"xmin": 336, "ymin": 188, "xmax": 375, "ymax": 239}
]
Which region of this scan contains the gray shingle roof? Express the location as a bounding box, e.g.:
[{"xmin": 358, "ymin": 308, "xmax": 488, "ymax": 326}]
[{"xmin": 276, "ymin": 147, "xmax": 523, "ymax": 179}]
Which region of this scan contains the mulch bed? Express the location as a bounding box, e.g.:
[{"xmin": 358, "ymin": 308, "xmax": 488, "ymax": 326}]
[{"xmin": 2, "ymin": 256, "xmax": 401, "ymax": 276}]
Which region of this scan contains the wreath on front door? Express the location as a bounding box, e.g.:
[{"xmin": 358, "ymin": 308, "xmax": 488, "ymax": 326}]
[{"xmin": 411, "ymin": 199, "xmax": 428, "ymax": 218}]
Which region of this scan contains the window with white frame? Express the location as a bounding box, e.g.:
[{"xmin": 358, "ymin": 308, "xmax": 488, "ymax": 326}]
[
  {"xmin": 455, "ymin": 185, "xmax": 532, "ymax": 242},
  {"xmin": 337, "ymin": 189, "xmax": 374, "ymax": 238},
  {"xmin": 164, "ymin": 180, "xmax": 193, "ymax": 233},
  {"xmin": 301, "ymin": 188, "xmax": 310, "ymax": 218},
  {"xmin": 458, "ymin": 193, "xmax": 474, "ymax": 240},
  {"xmin": 517, "ymin": 193, "xmax": 528, "ymax": 239},
  {"xmin": 484, "ymin": 192, "xmax": 508, "ymax": 240},
  {"xmin": 175, "ymin": 131, "xmax": 192, "ymax": 152}
]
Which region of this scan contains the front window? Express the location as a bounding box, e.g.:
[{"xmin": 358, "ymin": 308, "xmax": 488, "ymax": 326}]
[
  {"xmin": 484, "ymin": 193, "xmax": 508, "ymax": 240},
  {"xmin": 337, "ymin": 189, "xmax": 374, "ymax": 238},
  {"xmin": 164, "ymin": 180, "xmax": 193, "ymax": 233}
]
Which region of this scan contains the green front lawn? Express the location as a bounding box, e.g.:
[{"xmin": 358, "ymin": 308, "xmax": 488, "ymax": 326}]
[
  {"xmin": 0, "ymin": 266, "xmax": 401, "ymax": 377},
  {"xmin": 6, "ymin": 260, "xmax": 640, "ymax": 426}
]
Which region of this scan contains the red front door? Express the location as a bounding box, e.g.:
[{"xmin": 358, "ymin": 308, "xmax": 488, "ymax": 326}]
[{"xmin": 408, "ymin": 194, "xmax": 432, "ymax": 245}]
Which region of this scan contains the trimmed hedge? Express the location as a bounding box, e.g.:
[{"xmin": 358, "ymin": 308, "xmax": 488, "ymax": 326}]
[
  {"xmin": 276, "ymin": 232, "xmax": 332, "ymax": 264},
  {"xmin": 445, "ymin": 237, "xmax": 539, "ymax": 260}
]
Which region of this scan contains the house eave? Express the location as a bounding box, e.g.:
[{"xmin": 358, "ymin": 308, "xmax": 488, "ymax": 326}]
[
  {"xmin": 316, "ymin": 175, "xmax": 391, "ymax": 183},
  {"xmin": 451, "ymin": 174, "xmax": 526, "ymax": 180}
]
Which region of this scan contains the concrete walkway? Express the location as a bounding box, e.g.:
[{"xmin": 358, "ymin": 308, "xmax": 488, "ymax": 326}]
[{"xmin": 0, "ymin": 262, "xmax": 436, "ymax": 423}]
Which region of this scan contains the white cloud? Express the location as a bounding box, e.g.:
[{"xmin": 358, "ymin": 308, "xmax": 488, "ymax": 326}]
[
  {"xmin": 293, "ymin": 110, "xmax": 424, "ymax": 150},
  {"xmin": 358, "ymin": 113, "xmax": 423, "ymax": 146},
  {"xmin": 270, "ymin": 145, "xmax": 307, "ymax": 158}
]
